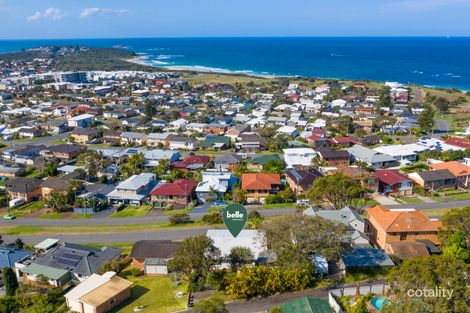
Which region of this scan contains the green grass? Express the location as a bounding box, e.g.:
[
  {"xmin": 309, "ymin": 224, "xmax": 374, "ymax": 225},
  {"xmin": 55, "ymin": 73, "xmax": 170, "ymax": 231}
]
[
  {"xmin": 112, "ymin": 276, "xmax": 189, "ymax": 313},
  {"xmin": 1, "ymin": 222, "xmax": 208, "ymax": 236},
  {"xmin": 445, "ymin": 192, "xmax": 470, "ymax": 201},
  {"xmin": 39, "ymin": 211, "xmax": 64, "ymax": 219},
  {"xmin": 70, "ymin": 213, "xmax": 94, "ymax": 219},
  {"xmin": 111, "ymin": 205, "xmax": 151, "ymax": 218},
  {"xmin": 354, "ymin": 199, "xmax": 380, "ymax": 207},
  {"xmin": 207, "ymin": 206, "xmax": 225, "ymax": 213},
  {"xmin": 430, "ymin": 195, "xmax": 446, "ymax": 202},
  {"xmin": 163, "ymin": 207, "xmax": 192, "ymax": 215},
  {"xmin": 11, "ymin": 201, "xmax": 45, "ymax": 217},
  {"xmin": 421, "ymin": 208, "xmax": 453, "ymax": 217},
  {"xmin": 85, "ymin": 242, "xmax": 135, "ymax": 255},
  {"xmin": 398, "ymin": 197, "xmax": 424, "ymax": 204},
  {"xmin": 262, "ymin": 202, "xmax": 297, "ymax": 209},
  {"xmin": 26, "ymin": 169, "xmax": 43, "ymax": 178}
]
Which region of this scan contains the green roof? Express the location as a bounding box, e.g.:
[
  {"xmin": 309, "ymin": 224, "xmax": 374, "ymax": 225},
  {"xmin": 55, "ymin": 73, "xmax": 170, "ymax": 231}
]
[
  {"xmin": 250, "ymin": 154, "xmax": 281, "ymax": 166},
  {"xmin": 281, "ymin": 297, "xmax": 333, "ymax": 313},
  {"xmin": 24, "ymin": 263, "xmax": 70, "ymax": 280},
  {"xmin": 201, "ymin": 136, "xmax": 231, "ymax": 148}
]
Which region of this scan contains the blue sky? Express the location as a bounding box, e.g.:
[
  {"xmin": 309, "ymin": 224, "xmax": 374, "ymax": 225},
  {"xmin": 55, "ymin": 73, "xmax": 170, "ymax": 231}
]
[{"xmin": 0, "ymin": 0, "xmax": 469, "ymax": 39}]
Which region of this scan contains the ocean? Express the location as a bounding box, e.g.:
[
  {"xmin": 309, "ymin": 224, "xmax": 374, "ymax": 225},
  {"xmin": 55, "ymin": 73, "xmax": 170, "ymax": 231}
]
[{"xmin": 1, "ymin": 37, "xmax": 470, "ymax": 90}]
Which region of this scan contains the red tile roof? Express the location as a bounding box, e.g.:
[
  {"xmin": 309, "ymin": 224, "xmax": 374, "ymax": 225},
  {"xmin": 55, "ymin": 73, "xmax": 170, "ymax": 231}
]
[
  {"xmin": 368, "ymin": 205, "xmax": 442, "ymax": 232},
  {"xmin": 241, "ymin": 173, "xmax": 281, "ymax": 190},
  {"xmin": 171, "ymin": 155, "xmax": 210, "ymax": 168},
  {"xmin": 150, "ymin": 179, "xmax": 196, "ymax": 196},
  {"xmin": 444, "ymin": 137, "xmax": 470, "ymax": 149},
  {"xmin": 374, "ymin": 170, "xmax": 411, "ymax": 185},
  {"xmin": 430, "ymin": 161, "xmax": 470, "ymax": 177}
]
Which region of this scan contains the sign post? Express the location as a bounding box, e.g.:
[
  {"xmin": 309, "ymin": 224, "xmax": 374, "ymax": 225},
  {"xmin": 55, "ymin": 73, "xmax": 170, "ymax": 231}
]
[{"xmin": 222, "ymin": 203, "xmax": 248, "ymax": 238}]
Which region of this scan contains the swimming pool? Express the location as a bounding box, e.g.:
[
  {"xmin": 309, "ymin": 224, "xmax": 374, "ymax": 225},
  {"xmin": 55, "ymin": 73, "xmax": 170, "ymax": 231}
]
[{"xmin": 371, "ymin": 297, "xmax": 389, "ymax": 311}]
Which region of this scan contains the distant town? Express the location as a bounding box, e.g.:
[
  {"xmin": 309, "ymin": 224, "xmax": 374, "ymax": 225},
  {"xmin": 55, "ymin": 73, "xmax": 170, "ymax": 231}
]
[{"xmin": 0, "ymin": 46, "xmax": 469, "ymax": 313}]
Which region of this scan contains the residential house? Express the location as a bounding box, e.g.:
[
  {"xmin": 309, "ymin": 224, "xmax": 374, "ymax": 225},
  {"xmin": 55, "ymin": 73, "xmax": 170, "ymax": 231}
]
[
  {"xmin": 283, "ymin": 148, "xmax": 317, "ymax": 169},
  {"xmin": 150, "ymin": 179, "xmax": 196, "ymax": 209},
  {"xmin": 196, "ymin": 170, "xmax": 235, "ymax": 203},
  {"xmin": 102, "ymin": 131, "xmax": 122, "ymax": 146},
  {"xmin": 143, "ymin": 149, "xmax": 180, "ymax": 167},
  {"xmin": 304, "ymin": 206, "xmax": 370, "ymax": 248},
  {"xmin": 214, "ymin": 153, "xmax": 243, "ymax": 171},
  {"xmin": 326, "ymin": 165, "xmax": 379, "ymax": 192},
  {"xmin": 276, "ymin": 125, "xmax": 299, "ymax": 137},
  {"xmin": 171, "ymin": 154, "xmax": 210, "ymax": 171},
  {"xmin": 226, "ymin": 124, "xmax": 251, "ymax": 141},
  {"xmin": 18, "ymin": 127, "xmax": 41, "ymax": 139},
  {"xmin": 65, "ymin": 272, "xmax": 132, "ymax": 313},
  {"xmin": 316, "ymin": 147, "xmax": 350, "ymax": 166},
  {"xmin": 351, "ymin": 134, "xmax": 381, "ymax": 147},
  {"xmin": 430, "ymin": 161, "xmax": 470, "ymax": 187},
  {"xmin": 120, "ymin": 132, "xmax": 147, "ymax": 146},
  {"xmin": 235, "ymin": 133, "xmax": 266, "ymax": 152},
  {"xmin": 71, "ymin": 128, "xmax": 101, "ymax": 144},
  {"xmin": 0, "ymin": 244, "xmax": 31, "ymax": 268},
  {"xmin": 327, "ymin": 136, "xmax": 354, "ymax": 148},
  {"xmin": 200, "ymin": 135, "xmax": 231, "ymax": 150},
  {"xmin": 346, "ymin": 144, "xmax": 397, "ymax": 169},
  {"xmin": 129, "ymin": 240, "xmax": 180, "ymax": 275},
  {"xmin": 367, "ymin": 205, "xmax": 442, "ymax": 254},
  {"xmin": 41, "ymin": 171, "xmax": 83, "ymax": 198},
  {"xmin": 373, "ymin": 144, "xmax": 428, "ymax": 165},
  {"xmin": 408, "ymin": 169, "xmax": 457, "ymax": 192},
  {"xmin": 107, "ymin": 173, "xmax": 157, "ymax": 206},
  {"xmin": 18, "ymin": 240, "xmax": 122, "ymax": 285},
  {"xmin": 0, "ymin": 165, "xmax": 21, "ymax": 178},
  {"xmin": 241, "ymin": 173, "xmax": 281, "ymax": 203},
  {"xmin": 167, "ymin": 135, "xmax": 199, "ymax": 151},
  {"xmin": 146, "ymin": 132, "xmax": 173, "ymax": 147},
  {"xmin": 248, "ymin": 154, "xmax": 282, "ymax": 172},
  {"xmin": 68, "ymin": 114, "xmax": 95, "ymax": 128},
  {"xmin": 204, "ymin": 124, "xmax": 228, "ymax": 135},
  {"xmin": 5, "ymin": 177, "xmax": 43, "ymax": 202},
  {"xmin": 374, "ymin": 170, "xmax": 413, "ymax": 196},
  {"xmin": 285, "ymin": 169, "xmax": 323, "ymax": 196},
  {"xmin": 40, "ymin": 144, "xmax": 86, "ymax": 161}
]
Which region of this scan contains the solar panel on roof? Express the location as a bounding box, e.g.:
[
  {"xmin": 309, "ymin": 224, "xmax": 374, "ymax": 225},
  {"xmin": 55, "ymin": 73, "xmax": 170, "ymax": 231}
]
[
  {"xmin": 62, "ymin": 253, "xmax": 81, "ymax": 261},
  {"xmin": 127, "ymin": 149, "xmax": 138, "ymax": 154},
  {"xmin": 57, "ymin": 258, "xmax": 79, "ymax": 267}
]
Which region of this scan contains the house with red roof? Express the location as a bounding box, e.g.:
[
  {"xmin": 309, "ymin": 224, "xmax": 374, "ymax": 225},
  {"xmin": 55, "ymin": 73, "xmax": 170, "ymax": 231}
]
[
  {"xmin": 444, "ymin": 137, "xmax": 470, "ymax": 149},
  {"xmin": 430, "ymin": 161, "xmax": 470, "ymax": 187},
  {"xmin": 150, "ymin": 179, "xmax": 197, "ymax": 209},
  {"xmin": 327, "ymin": 136, "xmax": 354, "ymax": 148},
  {"xmin": 170, "ymin": 155, "xmax": 210, "ymax": 172},
  {"xmin": 241, "ymin": 173, "xmax": 281, "ymax": 204},
  {"xmin": 374, "ymin": 169, "xmax": 413, "ymax": 196}
]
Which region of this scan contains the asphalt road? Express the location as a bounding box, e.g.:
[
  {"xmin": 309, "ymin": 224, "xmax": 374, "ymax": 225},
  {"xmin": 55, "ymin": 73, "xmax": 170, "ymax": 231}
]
[
  {"xmin": 2, "ymin": 227, "xmax": 209, "ymax": 244},
  {"xmin": 1, "ymin": 200, "xmax": 469, "ymax": 228},
  {"xmin": 0, "ymin": 133, "xmax": 70, "ymax": 149}
]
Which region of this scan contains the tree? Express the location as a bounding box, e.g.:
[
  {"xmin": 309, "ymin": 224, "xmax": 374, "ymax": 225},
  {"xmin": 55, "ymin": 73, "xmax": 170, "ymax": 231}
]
[
  {"xmin": 376, "ymin": 86, "xmax": 392, "ymax": 110},
  {"xmin": 263, "ymin": 159, "xmax": 285, "ymax": 174},
  {"xmin": 228, "ymin": 246, "xmax": 254, "ymax": 271},
  {"xmin": 192, "ymin": 295, "xmax": 228, "ymax": 313},
  {"xmin": 167, "ymin": 235, "xmax": 220, "ymax": 288},
  {"xmin": 43, "ymin": 163, "xmax": 58, "ymax": 177},
  {"xmin": 0, "ymin": 297, "xmax": 19, "ymax": 313},
  {"xmin": 121, "ymin": 153, "xmax": 145, "ymax": 177},
  {"xmin": 233, "ymin": 188, "xmax": 247, "ymax": 205},
  {"xmin": 259, "ymin": 214, "xmax": 349, "ymax": 268},
  {"xmin": 154, "ymin": 159, "xmax": 169, "ymax": 177},
  {"xmin": 442, "ymin": 231, "xmax": 469, "ymax": 262},
  {"xmin": 45, "ymin": 191, "xmax": 68, "ymax": 212},
  {"xmin": 417, "ymin": 104, "xmax": 435, "ymax": 134},
  {"xmin": 144, "ymin": 99, "xmax": 155, "ymax": 119},
  {"xmin": 169, "ymin": 214, "xmax": 191, "ymax": 225},
  {"xmin": 15, "ymin": 238, "xmax": 24, "ymax": 250},
  {"xmin": 307, "ymin": 173, "xmax": 371, "ymax": 210},
  {"xmin": 433, "ymin": 97, "xmax": 450, "ymax": 113},
  {"xmin": 2, "ymin": 267, "xmax": 19, "ymax": 297},
  {"xmin": 76, "ymin": 151, "xmax": 104, "ymax": 176},
  {"xmin": 386, "ymin": 256, "xmax": 469, "ymax": 313},
  {"xmin": 0, "ymin": 235, "xmax": 3, "ymax": 245}
]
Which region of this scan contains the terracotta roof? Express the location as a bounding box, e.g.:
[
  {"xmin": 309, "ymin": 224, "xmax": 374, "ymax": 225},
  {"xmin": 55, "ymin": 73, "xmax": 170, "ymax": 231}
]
[
  {"xmin": 430, "ymin": 161, "xmax": 470, "ymax": 177},
  {"xmin": 444, "ymin": 137, "xmax": 470, "ymax": 148},
  {"xmin": 150, "ymin": 179, "xmax": 196, "ymax": 196},
  {"xmin": 388, "ymin": 242, "xmax": 430, "ymax": 260},
  {"xmin": 242, "ymin": 173, "xmax": 281, "ymax": 190},
  {"xmin": 171, "ymin": 154, "xmax": 210, "ymax": 169},
  {"xmin": 374, "ymin": 170, "xmax": 410, "ymax": 185},
  {"xmin": 367, "ymin": 205, "xmax": 442, "ymax": 233}
]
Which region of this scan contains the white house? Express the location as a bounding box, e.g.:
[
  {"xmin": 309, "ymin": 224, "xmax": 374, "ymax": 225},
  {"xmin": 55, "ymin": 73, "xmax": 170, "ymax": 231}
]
[
  {"xmin": 283, "ymin": 148, "xmax": 317, "ymax": 168},
  {"xmin": 67, "ymin": 114, "xmax": 95, "ymax": 128},
  {"xmin": 373, "ymin": 144, "xmax": 428, "ymax": 165},
  {"xmin": 276, "ymin": 125, "xmax": 299, "ymax": 137},
  {"xmin": 196, "ymin": 170, "xmax": 234, "ymax": 203},
  {"xmin": 331, "ymin": 99, "xmax": 347, "ymax": 108},
  {"xmin": 107, "ymin": 173, "xmax": 157, "ymax": 205}
]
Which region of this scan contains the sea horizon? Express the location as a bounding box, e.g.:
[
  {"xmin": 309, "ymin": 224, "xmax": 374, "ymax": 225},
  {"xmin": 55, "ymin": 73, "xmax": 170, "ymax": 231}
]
[{"xmin": 1, "ymin": 37, "xmax": 470, "ymax": 90}]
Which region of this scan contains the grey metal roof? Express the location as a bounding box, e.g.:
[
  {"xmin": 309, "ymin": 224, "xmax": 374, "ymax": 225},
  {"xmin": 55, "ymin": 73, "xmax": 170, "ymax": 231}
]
[{"xmin": 341, "ymin": 248, "xmax": 394, "ymax": 268}]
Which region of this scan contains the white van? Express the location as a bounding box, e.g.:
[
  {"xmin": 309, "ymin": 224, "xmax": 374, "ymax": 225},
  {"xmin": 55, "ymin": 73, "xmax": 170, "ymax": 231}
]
[{"xmin": 9, "ymin": 198, "xmax": 24, "ymax": 208}]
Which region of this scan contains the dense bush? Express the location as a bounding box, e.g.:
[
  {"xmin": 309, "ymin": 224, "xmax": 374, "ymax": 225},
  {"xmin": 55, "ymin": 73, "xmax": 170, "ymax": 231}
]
[
  {"xmin": 201, "ymin": 212, "xmax": 223, "ymax": 224},
  {"xmin": 225, "ymin": 266, "xmax": 312, "ymax": 299},
  {"xmin": 169, "ymin": 213, "xmax": 192, "ymax": 225}
]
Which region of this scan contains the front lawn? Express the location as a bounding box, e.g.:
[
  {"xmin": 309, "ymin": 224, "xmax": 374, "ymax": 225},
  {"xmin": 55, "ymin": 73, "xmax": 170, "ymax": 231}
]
[
  {"xmin": 12, "ymin": 201, "xmax": 45, "ymax": 217},
  {"xmin": 444, "ymin": 191, "xmax": 470, "ymax": 201},
  {"xmin": 421, "ymin": 208, "xmax": 453, "ymax": 217},
  {"xmin": 112, "ymin": 276, "xmax": 189, "ymax": 313},
  {"xmin": 39, "ymin": 211, "xmax": 64, "ymax": 219},
  {"xmin": 262, "ymin": 202, "xmax": 297, "ymax": 209},
  {"xmin": 398, "ymin": 197, "xmax": 424, "ymax": 204},
  {"xmin": 111, "ymin": 205, "xmax": 151, "ymax": 218}
]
